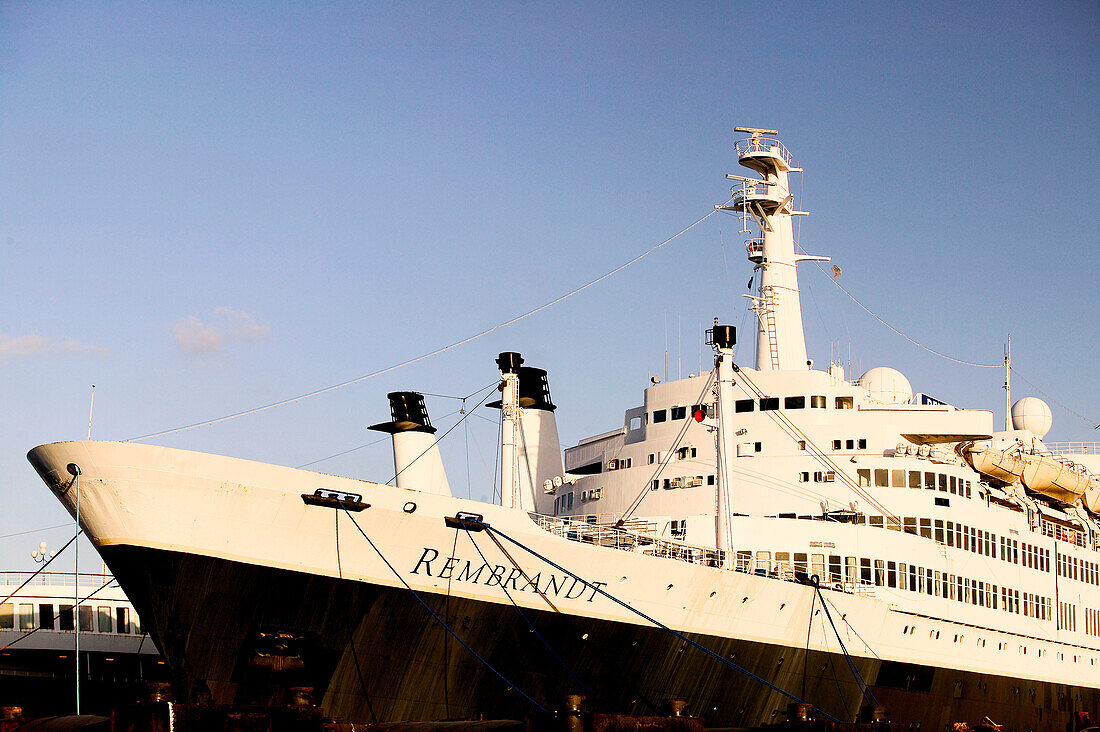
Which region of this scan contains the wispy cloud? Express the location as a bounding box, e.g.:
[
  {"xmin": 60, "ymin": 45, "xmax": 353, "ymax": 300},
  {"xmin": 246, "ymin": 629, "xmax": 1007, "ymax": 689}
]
[
  {"xmin": 173, "ymin": 308, "xmax": 270, "ymax": 354},
  {"xmin": 0, "ymin": 332, "xmax": 108, "ymax": 361}
]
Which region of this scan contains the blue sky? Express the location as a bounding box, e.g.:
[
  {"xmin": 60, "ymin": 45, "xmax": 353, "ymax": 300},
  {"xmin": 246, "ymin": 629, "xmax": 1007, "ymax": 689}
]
[{"xmin": 2, "ymin": 1, "xmax": 1097, "ymax": 567}]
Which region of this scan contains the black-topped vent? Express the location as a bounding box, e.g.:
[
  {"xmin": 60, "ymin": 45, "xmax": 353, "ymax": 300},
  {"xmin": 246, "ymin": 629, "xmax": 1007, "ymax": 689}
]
[{"xmin": 367, "ymin": 391, "xmax": 437, "ymax": 434}]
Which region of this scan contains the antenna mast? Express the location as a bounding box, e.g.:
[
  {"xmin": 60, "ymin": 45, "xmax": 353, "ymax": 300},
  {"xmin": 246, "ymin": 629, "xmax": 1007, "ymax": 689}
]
[{"xmin": 1004, "ymin": 335, "xmax": 1012, "ymax": 432}]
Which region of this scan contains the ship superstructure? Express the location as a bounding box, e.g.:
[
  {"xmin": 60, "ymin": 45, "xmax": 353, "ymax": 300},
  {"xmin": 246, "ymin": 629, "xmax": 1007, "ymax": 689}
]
[{"xmin": 25, "ymin": 130, "xmax": 1100, "ymax": 727}]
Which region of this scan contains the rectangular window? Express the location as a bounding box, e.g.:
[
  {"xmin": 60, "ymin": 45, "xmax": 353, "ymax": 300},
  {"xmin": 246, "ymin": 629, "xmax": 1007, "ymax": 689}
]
[
  {"xmin": 892, "ymin": 470, "xmax": 906, "ymax": 487},
  {"xmin": 924, "ymin": 472, "xmax": 936, "ymax": 490},
  {"xmin": 736, "ymin": 550, "xmax": 752, "ymax": 572},
  {"xmin": 903, "ymin": 517, "xmax": 917, "ymax": 535},
  {"xmin": 829, "ymin": 555, "xmax": 842, "ymax": 584},
  {"xmin": 887, "ymin": 516, "xmax": 901, "ymax": 531},
  {"xmin": 652, "ymin": 409, "xmax": 667, "ymax": 423},
  {"xmin": 919, "ymin": 518, "xmax": 932, "ymax": 539},
  {"xmin": 938, "ymin": 474, "xmax": 948, "ymax": 492},
  {"xmin": 810, "ymin": 395, "xmax": 827, "ymax": 408},
  {"xmin": 857, "ymin": 469, "xmax": 870, "ymax": 486},
  {"xmin": 79, "ymin": 605, "xmax": 93, "ymax": 632},
  {"xmin": 899, "ymin": 563, "xmax": 908, "ymax": 591},
  {"xmin": 794, "ymin": 552, "xmax": 808, "ymax": 575},
  {"xmin": 934, "ymin": 497, "xmax": 950, "ymax": 507},
  {"xmin": 784, "ymin": 396, "xmax": 805, "ymax": 409},
  {"xmin": 908, "ymin": 470, "xmax": 921, "ymax": 489},
  {"xmin": 869, "ymin": 515, "xmax": 884, "ymax": 528},
  {"xmin": 874, "ymin": 469, "xmax": 888, "ymax": 487},
  {"xmin": 811, "ymin": 554, "xmax": 825, "ymax": 579},
  {"xmin": 845, "ymin": 556, "xmax": 858, "ymax": 584},
  {"xmin": 58, "ymin": 605, "xmax": 73, "ymax": 631},
  {"xmin": 832, "ymin": 439, "xmax": 842, "ymax": 450},
  {"xmin": 860, "ymin": 558, "xmax": 872, "ymax": 584},
  {"xmin": 934, "ymin": 520, "xmax": 945, "ymax": 544},
  {"xmin": 950, "ymin": 476, "xmax": 957, "ymax": 494},
  {"xmin": 874, "ymin": 559, "xmax": 885, "ymax": 586},
  {"xmin": 19, "ymin": 603, "xmax": 34, "ymax": 630},
  {"xmin": 98, "ymin": 606, "xmax": 113, "ymax": 633},
  {"xmin": 887, "ymin": 561, "xmax": 897, "ymax": 588},
  {"xmin": 836, "ymin": 397, "xmax": 854, "ymax": 409},
  {"xmin": 735, "ymin": 399, "xmax": 754, "ymax": 413},
  {"xmin": 946, "ymin": 521, "xmax": 955, "ymax": 547},
  {"xmin": 759, "ymin": 397, "xmax": 779, "ymax": 411},
  {"xmin": 846, "ymin": 439, "xmax": 855, "ymax": 450},
  {"xmin": 0, "ymin": 603, "xmax": 12, "ymax": 629},
  {"xmin": 670, "ymin": 406, "xmax": 686, "ymax": 420},
  {"xmin": 116, "ymin": 607, "xmax": 130, "ymax": 634},
  {"xmin": 858, "ymin": 438, "xmax": 867, "ymax": 449},
  {"xmin": 38, "ymin": 603, "xmax": 54, "ymax": 630}
]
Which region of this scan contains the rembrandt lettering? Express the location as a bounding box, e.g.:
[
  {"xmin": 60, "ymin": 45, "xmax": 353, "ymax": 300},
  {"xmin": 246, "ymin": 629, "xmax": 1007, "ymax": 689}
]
[{"xmin": 410, "ymin": 547, "xmax": 606, "ymax": 602}]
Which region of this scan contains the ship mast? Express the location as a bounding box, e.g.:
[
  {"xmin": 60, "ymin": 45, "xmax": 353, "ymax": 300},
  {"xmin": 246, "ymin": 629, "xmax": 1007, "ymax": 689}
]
[{"xmin": 717, "ymin": 128, "xmax": 827, "ymax": 371}]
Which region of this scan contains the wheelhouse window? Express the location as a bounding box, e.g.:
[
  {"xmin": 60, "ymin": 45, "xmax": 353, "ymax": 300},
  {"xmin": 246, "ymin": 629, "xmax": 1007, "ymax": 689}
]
[
  {"xmin": 652, "ymin": 409, "xmax": 667, "ymax": 423},
  {"xmin": 784, "ymin": 396, "xmax": 805, "ymax": 409},
  {"xmin": 735, "ymin": 399, "xmax": 754, "ymax": 413},
  {"xmin": 836, "ymin": 396, "xmax": 854, "ymax": 409},
  {"xmin": 810, "ymin": 395, "xmax": 827, "ymax": 408},
  {"xmin": 670, "ymin": 406, "xmax": 686, "ymax": 420},
  {"xmin": 759, "ymin": 397, "xmax": 779, "ymax": 411}
]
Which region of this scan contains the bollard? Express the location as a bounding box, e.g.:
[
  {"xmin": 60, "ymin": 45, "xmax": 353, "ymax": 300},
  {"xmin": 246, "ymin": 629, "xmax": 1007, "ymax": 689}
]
[{"xmin": 564, "ymin": 694, "xmax": 585, "ymax": 732}]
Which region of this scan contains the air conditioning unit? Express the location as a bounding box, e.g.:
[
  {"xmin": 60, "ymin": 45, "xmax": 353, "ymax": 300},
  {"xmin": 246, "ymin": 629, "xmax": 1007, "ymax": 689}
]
[
  {"xmin": 607, "ymin": 459, "xmax": 618, "ymax": 470},
  {"xmin": 670, "ymin": 477, "xmax": 683, "ymax": 489},
  {"xmin": 590, "ymin": 488, "xmax": 603, "ymax": 500}
]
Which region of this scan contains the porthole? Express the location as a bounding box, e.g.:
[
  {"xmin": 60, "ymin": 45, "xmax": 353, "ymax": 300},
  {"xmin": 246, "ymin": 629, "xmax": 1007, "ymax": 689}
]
[
  {"xmin": 903, "ymin": 625, "xmax": 909, "ymax": 634},
  {"xmin": 742, "ymin": 597, "xmax": 749, "ymax": 603},
  {"xmin": 619, "ymin": 576, "xmax": 627, "ymax": 583},
  {"xmin": 666, "ymin": 584, "xmax": 673, "ymax": 591},
  {"xmin": 709, "ymin": 591, "xmax": 717, "ymax": 597},
  {"xmin": 403, "ymin": 502, "xmax": 416, "ymax": 513},
  {"xmin": 779, "ymin": 603, "xmax": 786, "ymax": 610}
]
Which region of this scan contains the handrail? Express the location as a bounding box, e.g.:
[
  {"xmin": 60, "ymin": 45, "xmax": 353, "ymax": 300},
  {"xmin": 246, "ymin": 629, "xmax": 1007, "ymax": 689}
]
[
  {"xmin": 735, "ymin": 137, "xmax": 795, "ymax": 167},
  {"xmin": 0, "ymin": 571, "xmax": 116, "ymax": 589},
  {"xmin": 530, "ymin": 514, "xmax": 878, "ymax": 596},
  {"xmin": 1046, "ymin": 442, "xmax": 1100, "ymax": 455}
]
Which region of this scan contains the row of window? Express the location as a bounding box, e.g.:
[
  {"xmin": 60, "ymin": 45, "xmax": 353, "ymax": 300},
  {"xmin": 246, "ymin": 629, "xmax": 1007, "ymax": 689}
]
[
  {"xmin": 1057, "ymin": 553, "xmax": 1100, "ymax": 585},
  {"xmin": 1059, "ymin": 601, "xmax": 1078, "ymax": 632},
  {"xmin": 856, "ymin": 468, "xmax": 973, "ymax": 498},
  {"xmin": 0, "ymin": 602, "xmax": 137, "ymax": 634},
  {"xmin": 734, "ymin": 395, "xmax": 856, "ymax": 413},
  {"xmin": 651, "ymin": 404, "xmax": 709, "ymax": 424},
  {"xmin": 650, "ymin": 475, "xmax": 716, "ymax": 491},
  {"xmin": 646, "ymin": 447, "xmax": 698, "ymax": 464},
  {"xmin": 859, "ymin": 513, "xmax": 1052, "ymax": 571},
  {"xmin": 1086, "ymin": 608, "xmax": 1100, "ymax": 638},
  {"xmin": 737, "ymin": 550, "xmax": 1054, "ymax": 618}
]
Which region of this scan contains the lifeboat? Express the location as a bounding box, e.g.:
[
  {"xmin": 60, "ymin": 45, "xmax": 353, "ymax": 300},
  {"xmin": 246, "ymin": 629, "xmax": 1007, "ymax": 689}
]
[{"xmin": 958, "ymin": 441, "xmax": 1092, "ymax": 507}]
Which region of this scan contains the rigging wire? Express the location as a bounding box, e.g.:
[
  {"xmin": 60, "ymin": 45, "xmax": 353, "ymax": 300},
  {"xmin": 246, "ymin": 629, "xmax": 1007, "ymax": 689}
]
[
  {"xmin": 387, "ymin": 386, "xmax": 498, "ymax": 486},
  {"xmin": 813, "ymin": 583, "xmax": 878, "ymax": 709},
  {"xmin": 617, "ymin": 370, "xmax": 717, "ymax": 524},
  {"xmin": 338, "ymin": 505, "xmax": 550, "ymax": 713},
  {"xmin": 0, "ymin": 532, "xmax": 80, "ymax": 607},
  {"xmin": 810, "ymin": 261, "xmax": 1000, "ymax": 369},
  {"xmin": 0, "ymin": 523, "xmax": 74, "ymax": 541},
  {"xmin": 1010, "ymin": 367, "xmax": 1099, "ymax": 429},
  {"xmin": 127, "ymin": 206, "xmax": 726, "ymax": 444}
]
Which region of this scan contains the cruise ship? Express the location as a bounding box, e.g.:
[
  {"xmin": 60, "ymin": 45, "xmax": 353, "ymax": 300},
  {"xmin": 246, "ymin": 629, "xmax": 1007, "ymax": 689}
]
[{"xmin": 26, "ymin": 129, "xmax": 1100, "ymax": 728}]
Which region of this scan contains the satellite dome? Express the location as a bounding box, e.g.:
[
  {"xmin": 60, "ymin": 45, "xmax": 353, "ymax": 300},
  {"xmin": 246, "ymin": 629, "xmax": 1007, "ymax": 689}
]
[
  {"xmin": 1011, "ymin": 397, "xmax": 1052, "ymax": 437},
  {"xmin": 858, "ymin": 367, "xmax": 913, "ymax": 405}
]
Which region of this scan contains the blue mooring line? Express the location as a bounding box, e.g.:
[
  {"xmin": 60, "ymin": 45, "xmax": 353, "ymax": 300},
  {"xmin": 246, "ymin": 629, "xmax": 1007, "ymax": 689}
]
[
  {"xmin": 484, "ymin": 523, "xmax": 843, "ymax": 724},
  {"xmin": 814, "ymin": 585, "xmax": 879, "ymax": 708},
  {"xmin": 340, "ymin": 506, "xmax": 551, "ymax": 714},
  {"xmin": 462, "ymin": 527, "xmax": 611, "ymax": 712}
]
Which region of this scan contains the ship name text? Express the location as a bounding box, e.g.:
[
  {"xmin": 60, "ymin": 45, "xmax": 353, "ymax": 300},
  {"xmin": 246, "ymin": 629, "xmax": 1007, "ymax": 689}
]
[{"xmin": 411, "ymin": 547, "xmax": 607, "ymax": 602}]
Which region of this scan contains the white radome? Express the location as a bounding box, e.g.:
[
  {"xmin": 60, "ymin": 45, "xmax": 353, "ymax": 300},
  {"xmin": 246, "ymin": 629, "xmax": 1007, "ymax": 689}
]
[
  {"xmin": 858, "ymin": 367, "xmax": 913, "ymax": 405},
  {"xmin": 1011, "ymin": 396, "xmax": 1053, "ymax": 437}
]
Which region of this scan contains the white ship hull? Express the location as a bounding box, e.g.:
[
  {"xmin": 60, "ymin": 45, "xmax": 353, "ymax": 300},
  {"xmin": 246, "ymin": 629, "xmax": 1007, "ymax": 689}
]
[{"xmin": 27, "ymin": 440, "xmax": 1100, "ymax": 726}]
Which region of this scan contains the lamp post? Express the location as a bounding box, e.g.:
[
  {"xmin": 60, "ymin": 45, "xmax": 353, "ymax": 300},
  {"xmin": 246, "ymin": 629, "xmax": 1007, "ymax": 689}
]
[{"xmin": 65, "ymin": 463, "xmax": 82, "ymax": 716}]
